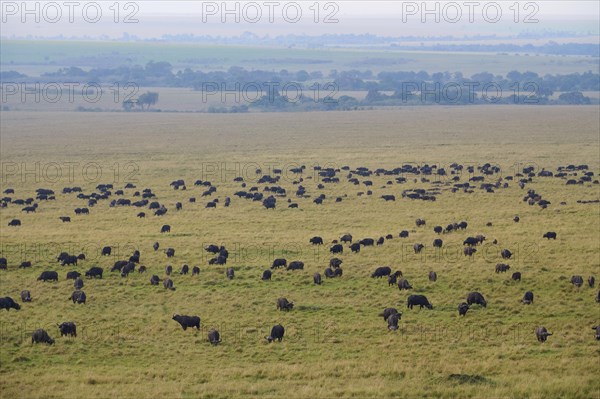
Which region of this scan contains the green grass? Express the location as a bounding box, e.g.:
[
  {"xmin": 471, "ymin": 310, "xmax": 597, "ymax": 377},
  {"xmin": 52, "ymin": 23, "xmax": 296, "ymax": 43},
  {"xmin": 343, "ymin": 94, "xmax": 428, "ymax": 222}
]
[{"xmin": 0, "ymin": 107, "xmax": 599, "ymax": 398}]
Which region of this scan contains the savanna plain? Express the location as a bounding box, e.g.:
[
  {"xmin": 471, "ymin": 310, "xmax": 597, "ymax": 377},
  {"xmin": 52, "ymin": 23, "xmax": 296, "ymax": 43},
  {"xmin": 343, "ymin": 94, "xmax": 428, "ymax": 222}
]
[{"xmin": 0, "ymin": 107, "xmax": 599, "ymax": 398}]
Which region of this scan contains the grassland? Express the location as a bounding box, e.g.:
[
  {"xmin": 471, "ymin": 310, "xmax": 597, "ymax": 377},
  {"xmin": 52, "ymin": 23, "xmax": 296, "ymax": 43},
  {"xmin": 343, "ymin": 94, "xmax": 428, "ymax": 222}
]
[
  {"xmin": 0, "ymin": 107, "xmax": 599, "ymax": 398},
  {"xmin": 2, "ymin": 40, "xmax": 598, "ymax": 76}
]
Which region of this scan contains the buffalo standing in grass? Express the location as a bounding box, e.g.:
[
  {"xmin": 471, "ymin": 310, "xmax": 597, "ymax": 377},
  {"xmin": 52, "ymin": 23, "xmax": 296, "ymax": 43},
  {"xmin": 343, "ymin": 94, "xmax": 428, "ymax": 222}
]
[
  {"xmin": 429, "ymin": 271, "xmax": 437, "ymax": 282},
  {"xmin": 69, "ymin": 290, "xmax": 86, "ymax": 304},
  {"xmin": 271, "ymin": 259, "xmax": 287, "ymax": 269},
  {"xmin": 20, "ymin": 290, "xmax": 31, "ymax": 302},
  {"xmin": 85, "ymin": 267, "xmax": 103, "ymax": 279},
  {"xmin": 208, "ymin": 329, "xmax": 221, "ymax": 345},
  {"xmin": 379, "ymin": 307, "xmax": 399, "ymax": 321},
  {"xmin": 407, "ymin": 295, "xmax": 432, "ymax": 310},
  {"xmin": 522, "ymin": 291, "xmax": 534, "ymax": 304},
  {"xmin": 458, "ymin": 303, "xmax": 469, "ymax": 316},
  {"xmin": 58, "ymin": 322, "xmax": 77, "ymax": 337},
  {"xmin": 277, "ymin": 297, "xmax": 294, "ymax": 311},
  {"xmin": 262, "ymin": 270, "xmax": 272, "ymax": 281},
  {"xmin": 38, "ymin": 271, "xmax": 58, "ymax": 282},
  {"xmin": 31, "ymin": 329, "xmax": 54, "ymax": 345},
  {"xmin": 543, "ymin": 232, "xmax": 557, "ymax": 240},
  {"xmin": 467, "ymin": 292, "xmax": 487, "ymax": 307},
  {"xmin": 0, "ymin": 297, "xmax": 20, "ymax": 311},
  {"xmin": 313, "ymin": 273, "xmax": 322, "ymax": 285},
  {"xmin": 172, "ymin": 314, "xmax": 200, "ymax": 330},
  {"xmin": 266, "ymin": 324, "xmax": 285, "ymax": 343},
  {"xmin": 163, "ymin": 278, "xmax": 175, "ymax": 290},
  {"xmin": 388, "ymin": 313, "xmax": 401, "ymax": 330},
  {"xmin": 535, "ymin": 326, "xmax": 552, "ymax": 342},
  {"xmin": 571, "ymin": 275, "xmax": 584, "ymax": 288},
  {"xmin": 371, "ymin": 266, "xmax": 392, "ymax": 278}
]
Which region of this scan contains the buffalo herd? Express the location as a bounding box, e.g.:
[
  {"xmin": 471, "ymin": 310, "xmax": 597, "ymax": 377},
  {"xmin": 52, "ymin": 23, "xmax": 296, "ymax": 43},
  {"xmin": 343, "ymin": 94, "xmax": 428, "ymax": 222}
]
[{"xmin": 1, "ymin": 162, "xmax": 598, "ymax": 347}]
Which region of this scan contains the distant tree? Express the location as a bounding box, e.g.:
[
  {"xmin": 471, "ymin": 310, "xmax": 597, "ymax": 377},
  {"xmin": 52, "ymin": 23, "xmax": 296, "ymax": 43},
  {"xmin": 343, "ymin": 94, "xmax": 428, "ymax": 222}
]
[{"xmin": 558, "ymin": 91, "xmax": 590, "ymax": 104}]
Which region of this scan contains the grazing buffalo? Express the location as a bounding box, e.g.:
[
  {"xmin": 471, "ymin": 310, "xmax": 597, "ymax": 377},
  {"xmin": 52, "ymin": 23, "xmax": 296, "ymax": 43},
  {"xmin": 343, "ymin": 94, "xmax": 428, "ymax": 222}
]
[
  {"xmin": 535, "ymin": 326, "xmax": 552, "ymax": 342},
  {"xmin": 496, "ymin": 264, "xmax": 510, "ymax": 273},
  {"xmin": 592, "ymin": 326, "xmax": 600, "ymax": 340},
  {"xmin": 388, "ymin": 313, "xmax": 401, "ymax": 330},
  {"xmin": 69, "ymin": 290, "xmax": 86, "ymax": 304},
  {"xmin": 262, "ymin": 270, "xmax": 272, "ymax": 281},
  {"xmin": 0, "ymin": 297, "xmax": 20, "ymax": 311},
  {"xmin": 165, "ymin": 248, "xmax": 175, "ymax": 258},
  {"xmin": 137, "ymin": 212, "xmax": 145, "ymax": 218},
  {"xmin": 522, "ymin": 291, "xmax": 534, "ymax": 304},
  {"xmin": 434, "ymin": 226, "xmax": 443, "ymax": 234},
  {"xmin": 192, "ymin": 266, "xmax": 200, "ymax": 276},
  {"xmin": 512, "ymin": 272, "xmax": 522, "ymax": 281},
  {"xmin": 397, "ymin": 278, "xmax": 412, "ymax": 290},
  {"xmin": 58, "ymin": 322, "xmax": 77, "ymax": 337},
  {"xmin": 74, "ymin": 278, "xmax": 84, "ymax": 290},
  {"xmin": 287, "ymin": 261, "xmax": 304, "ymax": 271},
  {"xmin": 161, "ymin": 225, "xmax": 171, "ymax": 233},
  {"xmin": 543, "ymin": 232, "xmax": 557, "ymax": 240},
  {"xmin": 433, "ymin": 239, "xmax": 443, "ymax": 248},
  {"xmin": 59, "ymin": 216, "xmax": 71, "ymax": 223},
  {"xmin": 31, "ymin": 329, "xmax": 54, "ymax": 345},
  {"xmin": 350, "ymin": 243, "xmax": 361, "ymax": 253},
  {"xmin": 371, "ymin": 266, "xmax": 392, "ymax": 278},
  {"xmin": 163, "ymin": 278, "xmax": 175, "ymax": 290},
  {"xmin": 324, "ymin": 268, "xmax": 335, "ymax": 278},
  {"xmin": 571, "ymin": 275, "xmax": 584, "ymax": 288},
  {"xmin": 111, "ymin": 260, "xmax": 127, "ymax": 272},
  {"xmin": 501, "ymin": 249, "xmax": 512, "ymax": 259},
  {"xmin": 61, "ymin": 255, "xmax": 78, "ymax": 267},
  {"xmin": 66, "ymin": 271, "xmax": 81, "ymax": 280},
  {"xmin": 334, "ymin": 268, "xmax": 343, "ymax": 277},
  {"xmin": 360, "ymin": 238, "xmax": 375, "ymax": 246},
  {"xmin": 153, "ymin": 242, "xmax": 160, "ymax": 251},
  {"xmin": 329, "ymin": 258, "xmax": 343, "ymax": 268},
  {"xmin": 429, "ymin": 271, "xmax": 437, "ymax": 282},
  {"xmin": 121, "ymin": 262, "xmax": 135, "ymax": 277},
  {"xmin": 313, "ymin": 272, "xmax": 322, "ymax": 285},
  {"xmin": 266, "ymin": 324, "xmax": 285, "ymax": 342},
  {"xmin": 407, "ymin": 295, "xmax": 432, "ymax": 309},
  {"xmin": 458, "ymin": 303, "xmax": 469, "ymax": 316},
  {"xmin": 330, "ymin": 244, "xmax": 343, "ymax": 254},
  {"xmin": 399, "ymin": 230, "xmax": 409, "ymax": 238},
  {"xmin": 381, "ymin": 195, "xmax": 395, "ymax": 202},
  {"xmin": 340, "ymin": 234, "xmax": 353, "ymax": 243},
  {"xmin": 180, "ymin": 264, "xmax": 189, "ymax": 275},
  {"xmin": 150, "ymin": 275, "xmax": 160, "ymax": 285},
  {"xmin": 38, "ymin": 271, "xmax": 58, "ymax": 282},
  {"xmin": 0, "ymin": 258, "xmax": 6, "ymax": 269},
  {"xmin": 388, "ymin": 274, "xmax": 398, "ymax": 286},
  {"xmin": 21, "ymin": 290, "xmax": 32, "ymax": 302},
  {"xmin": 101, "ymin": 246, "xmax": 111, "ymax": 256},
  {"xmin": 463, "ymin": 237, "xmax": 478, "ymax": 246},
  {"xmin": 467, "ymin": 292, "xmax": 487, "ymax": 307},
  {"xmin": 379, "ymin": 307, "xmax": 399, "ymax": 321},
  {"xmin": 226, "ymin": 267, "xmax": 235, "ymax": 279},
  {"xmin": 377, "ymin": 237, "xmax": 385, "ymax": 246},
  {"xmin": 310, "ymin": 236, "xmax": 323, "ymax": 245},
  {"xmin": 85, "ymin": 266, "xmax": 103, "ymax": 279},
  {"xmin": 165, "ymin": 265, "xmax": 173, "ymax": 276},
  {"xmin": 514, "ymin": 216, "xmax": 520, "ymax": 222},
  {"xmin": 138, "ymin": 265, "xmax": 147, "ymax": 273},
  {"xmin": 415, "ymin": 218, "xmax": 426, "ymax": 227},
  {"xmin": 8, "ymin": 219, "xmax": 21, "ymax": 226},
  {"xmin": 464, "ymin": 247, "xmax": 476, "ymax": 257},
  {"xmin": 19, "ymin": 261, "xmax": 32, "ymax": 269},
  {"xmin": 413, "ymin": 243, "xmax": 424, "ymax": 253},
  {"xmin": 271, "ymin": 259, "xmax": 287, "ymax": 269},
  {"xmin": 208, "ymin": 329, "xmax": 221, "ymax": 345},
  {"xmin": 277, "ymin": 297, "xmax": 294, "ymax": 311},
  {"xmin": 172, "ymin": 315, "xmax": 200, "ymax": 330},
  {"xmin": 588, "ymin": 276, "xmax": 595, "ymax": 287}
]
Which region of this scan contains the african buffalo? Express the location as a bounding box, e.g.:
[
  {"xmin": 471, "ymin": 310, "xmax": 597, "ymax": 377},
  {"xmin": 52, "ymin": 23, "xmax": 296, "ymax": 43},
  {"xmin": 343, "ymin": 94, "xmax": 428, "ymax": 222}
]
[
  {"xmin": 150, "ymin": 275, "xmax": 160, "ymax": 285},
  {"xmin": 433, "ymin": 226, "xmax": 443, "ymax": 234},
  {"xmin": 208, "ymin": 329, "xmax": 221, "ymax": 345},
  {"xmin": 31, "ymin": 329, "xmax": 54, "ymax": 345},
  {"xmin": 180, "ymin": 264, "xmax": 189, "ymax": 275},
  {"xmin": 340, "ymin": 234, "xmax": 353, "ymax": 243},
  {"xmin": 163, "ymin": 278, "xmax": 175, "ymax": 290},
  {"xmin": 543, "ymin": 232, "xmax": 557, "ymax": 240},
  {"xmin": 512, "ymin": 272, "xmax": 522, "ymax": 281},
  {"xmin": 161, "ymin": 225, "xmax": 171, "ymax": 233},
  {"xmin": 399, "ymin": 230, "xmax": 409, "ymax": 238},
  {"xmin": 85, "ymin": 266, "xmax": 103, "ymax": 279},
  {"xmin": 458, "ymin": 303, "xmax": 469, "ymax": 316},
  {"xmin": 8, "ymin": 219, "xmax": 21, "ymax": 226},
  {"xmin": 74, "ymin": 277, "xmax": 84, "ymax": 290},
  {"xmin": 101, "ymin": 246, "xmax": 111, "ymax": 256},
  {"xmin": 413, "ymin": 243, "xmax": 424, "ymax": 253},
  {"xmin": 522, "ymin": 291, "xmax": 534, "ymax": 304},
  {"xmin": 429, "ymin": 271, "xmax": 437, "ymax": 282},
  {"xmin": 330, "ymin": 244, "xmax": 343, "ymax": 254},
  {"xmin": 329, "ymin": 258, "xmax": 343, "ymax": 268},
  {"xmin": 388, "ymin": 313, "xmax": 401, "ymax": 330},
  {"xmin": 66, "ymin": 271, "xmax": 81, "ymax": 280},
  {"xmin": 266, "ymin": 324, "xmax": 285, "ymax": 342},
  {"xmin": 226, "ymin": 267, "xmax": 234, "ymax": 279},
  {"xmin": 501, "ymin": 249, "xmax": 512, "ymax": 259},
  {"xmin": 397, "ymin": 278, "xmax": 412, "ymax": 290},
  {"xmin": 58, "ymin": 322, "xmax": 77, "ymax": 337},
  {"xmin": 571, "ymin": 275, "xmax": 584, "ymax": 287},
  {"xmin": 287, "ymin": 261, "xmax": 304, "ymax": 271},
  {"xmin": 310, "ymin": 236, "xmax": 323, "ymax": 245},
  {"xmin": 433, "ymin": 239, "xmax": 443, "ymax": 248},
  {"xmin": 350, "ymin": 243, "xmax": 361, "ymax": 253},
  {"xmin": 172, "ymin": 314, "xmax": 200, "ymax": 330},
  {"xmin": 407, "ymin": 295, "xmax": 432, "ymax": 309},
  {"xmin": 192, "ymin": 266, "xmax": 200, "ymax": 276},
  {"xmin": 592, "ymin": 325, "xmax": 600, "ymax": 340},
  {"xmin": 165, "ymin": 265, "xmax": 173, "ymax": 276},
  {"xmin": 535, "ymin": 326, "xmax": 552, "ymax": 342},
  {"xmin": 20, "ymin": 290, "xmax": 31, "ymax": 302},
  {"xmin": 496, "ymin": 264, "xmax": 510, "ymax": 273},
  {"xmin": 262, "ymin": 270, "xmax": 272, "ymax": 281},
  {"xmin": 464, "ymin": 247, "xmax": 476, "ymax": 256},
  {"xmin": 271, "ymin": 258, "xmax": 287, "ymax": 269},
  {"xmin": 379, "ymin": 307, "xmax": 399, "ymax": 321},
  {"xmin": 38, "ymin": 271, "xmax": 58, "ymax": 282},
  {"xmin": 165, "ymin": 248, "xmax": 175, "ymax": 258},
  {"xmin": 0, "ymin": 297, "xmax": 20, "ymax": 311},
  {"xmin": 371, "ymin": 266, "xmax": 392, "ymax": 278},
  {"xmin": 313, "ymin": 272, "xmax": 322, "ymax": 285},
  {"xmin": 466, "ymin": 292, "xmax": 487, "ymax": 307},
  {"xmin": 588, "ymin": 276, "xmax": 595, "ymax": 287},
  {"xmin": 277, "ymin": 297, "xmax": 294, "ymax": 311},
  {"xmin": 69, "ymin": 290, "xmax": 86, "ymax": 304}
]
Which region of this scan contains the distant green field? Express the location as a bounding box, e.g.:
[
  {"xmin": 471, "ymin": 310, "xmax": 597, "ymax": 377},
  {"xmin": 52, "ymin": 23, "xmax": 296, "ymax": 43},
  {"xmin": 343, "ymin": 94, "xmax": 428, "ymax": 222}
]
[
  {"xmin": 2, "ymin": 40, "xmax": 598, "ymax": 76},
  {"xmin": 0, "ymin": 107, "xmax": 599, "ymax": 399}
]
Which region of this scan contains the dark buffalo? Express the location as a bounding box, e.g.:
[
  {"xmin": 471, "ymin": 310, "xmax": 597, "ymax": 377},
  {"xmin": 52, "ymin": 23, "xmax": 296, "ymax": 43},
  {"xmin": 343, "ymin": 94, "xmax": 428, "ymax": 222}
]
[
  {"xmin": 59, "ymin": 216, "xmax": 71, "ymax": 223},
  {"xmin": 163, "ymin": 278, "xmax": 175, "ymax": 290},
  {"xmin": 66, "ymin": 271, "xmax": 81, "ymax": 280},
  {"xmin": 340, "ymin": 234, "xmax": 353, "ymax": 243},
  {"xmin": 85, "ymin": 266, "xmax": 103, "ymax": 279},
  {"xmin": 58, "ymin": 322, "xmax": 77, "ymax": 337},
  {"xmin": 512, "ymin": 272, "xmax": 522, "ymax": 281},
  {"xmin": 467, "ymin": 292, "xmax": 487, "ymax": 307},
  {"xmin": 407, "ymin": 295, "xmax": 432, "ymax": 309},
  {"xmin": 463, "ymin": 237, "xmax": 478, "ymax": 246},
  {"xmin": 287, "ymin": 261, "xmax": 304, "ymax": 271},
  {"xmin": 165, "ymin": 265, "xmax": 173, "ymax": 276},
  {"xmin": 266, "ymin": 324, "xmax": 285, "ymax": 342},
  {"xmin": 271, "ymin": 258, "xmax": 287, "ymax": 269},
  {"xmin": 61, "ymin": 255, "xmax": 78, "ymax": 267},
  {"xmin": 464, "ymin": 247, "xmax": 476, "ymax": 257},
  {"xmin": 101, "ymin": 246, "xmax": 111, "ymax": 256},
  {"xmin": 349, "ymin": 243, "xmax": 361, "ymax": 253},
  {"xmin": 165, "ymin": 248, "xmax": 175, "ymax": 258},
  {"xmin": 388, "ymin": 313, "xmax": 401, "ymax": 330},
  {"xmin": 172, "ymin": 314, "xmax": 200, "ymax": 330},
  {"xmin": 137, "ymin": 212, "xmax": 145, "ymax": 218},
  {"xmin": 496, "ymin": 263, "xmax": 510, "ymax": 273},
  {"xmin": 329, "ymin": 258, "xmax": 343, "ymax": 268},
  {"xmin": 360, "ymin": 238, "xmax": 375, "ymax": 246},
  {"xmin": 0, "ymin": 258, "xmax": 6, "ymax": 269},
  {"xmin": 20, "ymin": 290, "xmax": 31, "ymax": 302},
  {"xmin": 74, "ymin": 277, "xmax": 84, "ymax": 290},
  {"xmin": 192, "ymin": 266, "xmax": 200, "ymax": 276},
  {"xmin": 324, "ymin": 268, "xmax": 335, "ymax": 278},
  {"xmin": 150, "ymin": 275, "xmax": 160, "ymax": 285},
  {"xmin": 571, "ymin": 275, "xmax": 584, "ymax": 287},
  {"xmin": 433, "ymin": 226, "xmax": 443, "ymax": 234},
  {"xmin": 31, "ymin": 329, "xmax": 54, "ymax": 345},
  {"xmin": 397, "ymin": 278, "xmax": 412, "ymax": 290},
  {"xmin": 38, "ymin": 271, "xmax": 58, "ymax": 282},
  {"xmin": 379, "ymin": 307, "xmax": 399, "ymax": 321},
  {"xmin": 310, "ymin": 236, "xmax": 323, "ymax": 245},
  {"xmin": 8, "ymin": 219, "xmax": 21, "ymax": 226},
  {"xmin": 432, "ymin": 239, "xmax": 443, "ymax": 248},
  {"xmin": 153, "ymin": 242, "xmax": 160, "ymax": 251},
  {"xmin": 19, "ymin": 261, "xmax": 32, "ymax": 268},
  {"xmin": 501, "ymin": 249, "xmax": 512, "ymax": 259},
  {"xmin": 208, "ymin": 329, "xmax": 221, "ymax": 345},
  {"xmin": 415, "ymin": 218, "xmax": 426, "ymax": 227},
  {"xmin": 121, "ymin": 262, "xmax": 135, "ymax": 277},
  {"xmin": 226, "ymin": 267, "xmax": 235, "ymax": 279},
  {"xmin": 535, "ymin": 326, "xmax": 552, "ymax": 342},
  {"xmin": 262, "ymin": 270, "xmax": 272, "ymax": 281},
  {"xmin": 138, "ymin": 265, "xmax": 147, "ymax": 273},
  {"xmin": 69, "ymin": 290, "xmax": 86, "ymax": 304},
  {"xmin": 592, "ymin": 326, "xmax": 600, "ymax": 340},
  {"xmin": 111, "ymin": 260, "xmax": 127, "ymax": 272},
  {"xmin": 180, "ymin": 264, "xmax": 189, "ymax": 275},
  {"xmin": 588, "ymin": 276, "xmax": 595, "ymax": 287},
  {"xmin": 428, "ymin": 271, "xmax": 437, "ymax": 282},
  {"xmin": 413, "ymin": 243, "xmax": 424, "ymax": 253},
  {"xmin": 313, "ymin": 272, "xmax": 322, "ymax": 285},
  {"xmin": 277, "ymin": 297, "xmax": 294, "ymax": 311},
  {"xmin": 376, "ymin": 237, "xmax": 385, "ymax": 246},
  {"xmin": 0, "ymin": 297, "xmax": 20, "ymax": 311},
  {"xmin": 330, "ymin": 244, "xmax": 343, "ymax": 254},
  {"xmin": 522, "ymin": 291, "xmax": 534, "ymax": 304},
  {"xmin": 334, "ymin": 268, "xmax": 343, "ymax": 277},
  {"xmin": 543, "ymin": 232, "xmax": 557, "ymax": 240},
  {"xmin": 458, "ymin": 302, "xmax": 469, "ymax": 316},
  {"xmin": 371, "ymin": 266, "xmax": 392, "ymax": 278},
  {"xmin": 161, "ymin": 225, "xmax": 171, "ymax": 233},
  {"xmin": 399, "ymin": 230, "xmax": 409, "ymax": 238},
  {"xmin": 388, "ymin": 274, "xmax": 398, "ymax": 286}
]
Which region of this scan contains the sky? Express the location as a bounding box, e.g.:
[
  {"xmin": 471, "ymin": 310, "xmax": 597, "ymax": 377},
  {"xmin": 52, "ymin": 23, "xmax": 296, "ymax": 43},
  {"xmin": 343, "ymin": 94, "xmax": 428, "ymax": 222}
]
[{"xmin": 1, "ymin": 1, "xmax": 599, "ymax": 38}]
